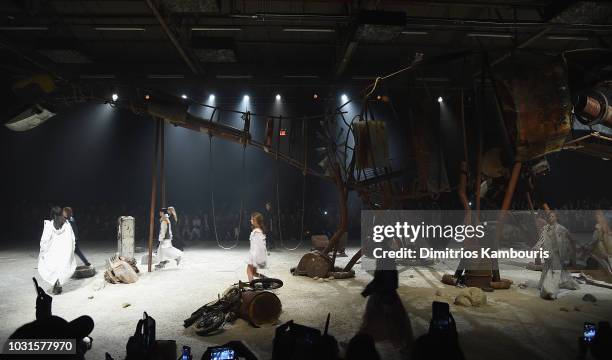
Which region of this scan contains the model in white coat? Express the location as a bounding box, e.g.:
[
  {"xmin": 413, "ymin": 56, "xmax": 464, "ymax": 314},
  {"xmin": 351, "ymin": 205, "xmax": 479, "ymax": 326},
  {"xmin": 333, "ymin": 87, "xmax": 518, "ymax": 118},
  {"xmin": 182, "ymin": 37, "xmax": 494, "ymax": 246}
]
[{"xmin": 38, "ymin": 206, "xmax": 76, "ymax": 294}]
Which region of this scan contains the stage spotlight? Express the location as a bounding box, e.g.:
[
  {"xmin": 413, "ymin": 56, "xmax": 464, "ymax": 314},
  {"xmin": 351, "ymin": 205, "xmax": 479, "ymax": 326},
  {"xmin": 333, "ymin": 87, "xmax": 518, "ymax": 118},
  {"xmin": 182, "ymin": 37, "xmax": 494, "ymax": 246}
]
[
  {"xmin": 209, "ymin": 94, "xmax": 215, "ymax": 101},
  {"xmin": 276, "ymin": 94, "xmax": 281, "ymax": 101},
  {"xmin": 376, "ymin": 95, "xmax": 382, "ymax": 100},
  {"xmin": 313, "ymin": 93, "xmax": 319, "ymax": 99},
  {"xmin": 437, "ymin": 96, "xmax": 443, "ymax": 103},
  {"xmin": 468, "ymin": 201, "xmax": 473, "ymax": 207},
  {"xmin": 111, "ymin": 93, "xmax": 118, "ymax": 102},
  {"xmin": 181, "ymin": 94, "xmax": 188, "ymax": 99},
  {"xmin": 244, "ymin": 95, "xmax": 250, "ymax": 101},
  {"xmin": 145, "ymin": 94, "xmax": 150, "ymax": 100},
  {"xmin": 323, "ymin": 210, "xmax": 328, "ymax": 215},
  {"xmin": 341, "ymin": 94, "xmax": 348, "ymax": 102}
]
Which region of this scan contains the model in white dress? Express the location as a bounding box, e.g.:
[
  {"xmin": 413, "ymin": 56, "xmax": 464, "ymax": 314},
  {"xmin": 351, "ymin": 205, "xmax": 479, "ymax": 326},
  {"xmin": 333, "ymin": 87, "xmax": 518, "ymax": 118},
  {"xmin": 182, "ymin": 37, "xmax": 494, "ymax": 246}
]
[
  {"xmin": 538, "ymin": 221, "xmax": 579, "ymax": 300},
  {"xmin": 156, "ymin": 213, "xmax": 183, "ymax": 268},
  {"xmin": 248, "ymin": 228, "xmax": 267, "ymax": 268},
  {"xmin": 246, "ymin": 212, "xmax": 268, "ymax": 281},
  {"xmin": 38, "ymin": 215, "xmax": 76, "ymax": 293}
]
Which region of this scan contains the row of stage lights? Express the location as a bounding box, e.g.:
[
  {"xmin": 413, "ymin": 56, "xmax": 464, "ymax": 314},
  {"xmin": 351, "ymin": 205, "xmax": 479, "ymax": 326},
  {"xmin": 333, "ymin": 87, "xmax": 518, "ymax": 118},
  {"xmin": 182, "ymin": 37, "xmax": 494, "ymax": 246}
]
[
  {"xmin": 109, "ymin": 92, "xmax": 352, "ymax": 102},
  {"xmin": 110, "ymin": 92, "xmax": 444, "ymax": 103}
]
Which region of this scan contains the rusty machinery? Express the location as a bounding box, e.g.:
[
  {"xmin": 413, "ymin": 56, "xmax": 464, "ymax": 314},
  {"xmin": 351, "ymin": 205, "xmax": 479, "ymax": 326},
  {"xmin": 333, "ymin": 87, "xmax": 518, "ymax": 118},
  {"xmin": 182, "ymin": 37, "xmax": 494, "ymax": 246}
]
[{"xmin": 5, "ymin": 49, "xmax": 612, "ymax": 282}]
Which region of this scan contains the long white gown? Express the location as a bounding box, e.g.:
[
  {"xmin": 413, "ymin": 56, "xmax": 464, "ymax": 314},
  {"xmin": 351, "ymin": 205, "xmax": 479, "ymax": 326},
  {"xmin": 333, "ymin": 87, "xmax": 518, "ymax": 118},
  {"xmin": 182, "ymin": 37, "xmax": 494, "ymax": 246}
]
[
  {"xmin": 247, "ymin": 228, "xmax": 267, "ymax": 268},
  {"xmin": 538, "ymin": 224, "xmax": 578, "ymax": 299},
  {"xmin": 38, "ymin": 220, "xmax": 76, "ymax": 286},
  {"xmin": 157, "ymin": 218, "xmax": 183, "ymax": 262}
]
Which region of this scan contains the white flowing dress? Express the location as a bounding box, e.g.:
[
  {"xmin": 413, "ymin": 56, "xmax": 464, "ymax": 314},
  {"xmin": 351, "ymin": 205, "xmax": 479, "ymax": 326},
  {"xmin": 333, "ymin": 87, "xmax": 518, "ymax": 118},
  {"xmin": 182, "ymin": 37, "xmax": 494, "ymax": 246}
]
[
  {"xmin": 248, "ymin": 228, "xmax": 267, "ymax": 268},
  {"xmin": 538, "ymin": 224, "xmax": 578, "ymax": 299},
  {"xmin": 157, "ymin": 219, "xmax": 183, "ymax": 262},
  {"xmin": 38, "ymin": 220, "xmax": 76, "ymax": 286}
]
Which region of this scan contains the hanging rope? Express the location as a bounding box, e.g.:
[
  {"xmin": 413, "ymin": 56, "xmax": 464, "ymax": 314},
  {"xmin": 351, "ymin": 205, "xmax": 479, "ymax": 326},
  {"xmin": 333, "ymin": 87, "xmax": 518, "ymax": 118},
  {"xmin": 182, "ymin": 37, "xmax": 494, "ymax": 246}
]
[
  {"xmin": 209, "ymin": 134, "xmax": 245, "ymax": 250},
  {"xmin": 275, "ymin": 117, "xmax": 306, "ymax": 250}
]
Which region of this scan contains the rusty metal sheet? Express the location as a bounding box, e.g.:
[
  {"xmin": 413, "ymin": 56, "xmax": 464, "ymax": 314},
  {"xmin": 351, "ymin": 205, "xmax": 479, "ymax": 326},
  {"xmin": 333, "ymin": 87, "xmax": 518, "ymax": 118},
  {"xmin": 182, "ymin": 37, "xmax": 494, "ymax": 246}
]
[{"xmin": 493, "ymin": 55, "xmax": 572, "ymax": 161}]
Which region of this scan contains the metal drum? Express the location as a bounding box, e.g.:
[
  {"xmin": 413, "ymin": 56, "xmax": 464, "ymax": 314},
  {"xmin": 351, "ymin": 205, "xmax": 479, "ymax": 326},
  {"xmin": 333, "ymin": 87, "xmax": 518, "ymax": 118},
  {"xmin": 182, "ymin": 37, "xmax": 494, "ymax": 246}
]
[
  {"xmin": 239, "ymin": 291, "xmax": 282, "ymax": 327},
  {"xmin": 295, "ymin": 252, "xmax": 332, "ymax": 278}
]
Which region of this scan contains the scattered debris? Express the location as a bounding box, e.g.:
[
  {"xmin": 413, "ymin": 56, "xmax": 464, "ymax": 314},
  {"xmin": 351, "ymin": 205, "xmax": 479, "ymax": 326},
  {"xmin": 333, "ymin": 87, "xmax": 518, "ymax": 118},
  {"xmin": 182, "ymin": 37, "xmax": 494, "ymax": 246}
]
[
  {"xmin": 88, "ymin": 295, "xmax": 94, "ymax": 300},
  {"xmin": 574, "ymin": 306, "xmax": 581, "ymax": 312},
  {"xmin": 92, "ymin": 279, "xmax": 106, "ymax": 291},
  {"xmin": 518, "ymin": 282, "xmax": 528, "ymax": 289},
  {"xmin": 409, "ymin": 275, "xmax": 414, "ymax": 278},
  {"xmin": 454, "ymin": 287, "xmax": 487, "ymax": 307},
  {"xmin": 328, "ymin": 276, "xmax": 335, "ymax": 280},
  {"xmin": 105, "ymin": 256, "xmax": 139, "ymax": 284},
  {"xmin": 582, "ymin": 294, "xmax": 597, "ymax": 303},
  {"xmin": 122, "ymin": 303, "xmax": 131, "ymax": 308},
  {"xmin": 313, "ymin": 276, "xmax": 319, "ymax": 281},
  {"xmin": 435, "ymin": 290, "xmax": 443, "ymax": 296},
  {"xmin": 560, "ymin": 307, "xmax": 569, "ymax": 312}
]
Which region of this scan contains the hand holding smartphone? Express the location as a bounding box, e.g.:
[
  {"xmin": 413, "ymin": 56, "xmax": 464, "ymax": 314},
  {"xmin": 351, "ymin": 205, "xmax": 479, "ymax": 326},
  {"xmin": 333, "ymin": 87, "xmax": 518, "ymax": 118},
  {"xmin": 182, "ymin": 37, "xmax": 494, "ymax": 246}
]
[{"xmin": 583, "ymin": 322, "xmax": 596, "ymax": 343}]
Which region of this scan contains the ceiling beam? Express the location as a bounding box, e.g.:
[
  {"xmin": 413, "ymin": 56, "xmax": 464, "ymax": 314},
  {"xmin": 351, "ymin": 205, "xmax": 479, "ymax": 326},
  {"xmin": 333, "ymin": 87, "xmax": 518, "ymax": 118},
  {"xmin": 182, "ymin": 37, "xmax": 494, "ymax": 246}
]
[{"xmin": 144, "ymin": 0, "xmax": 201, "ymax": 75}]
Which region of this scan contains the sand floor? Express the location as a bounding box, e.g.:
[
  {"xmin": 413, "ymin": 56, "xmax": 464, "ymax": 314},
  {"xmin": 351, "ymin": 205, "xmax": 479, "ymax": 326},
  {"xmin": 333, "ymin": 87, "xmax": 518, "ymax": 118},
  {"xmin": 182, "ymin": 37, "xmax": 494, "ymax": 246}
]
[{"xmin": 0, "ymin": 242, "xmax": 611, "ymax": 360}]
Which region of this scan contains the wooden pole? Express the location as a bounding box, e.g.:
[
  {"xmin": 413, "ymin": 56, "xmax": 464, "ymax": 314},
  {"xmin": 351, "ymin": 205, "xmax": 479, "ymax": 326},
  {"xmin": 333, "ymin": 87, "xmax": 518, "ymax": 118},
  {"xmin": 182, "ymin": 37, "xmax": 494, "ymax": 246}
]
[
  {"xmin": 493, "ymin": 161, "xmax": 522, "ymax": 281},
  {"xmin": 322, "ymin": 164, "xmax": 348, "ymax": 254},
  {"xmin": 160, "ymin": 120, "xmax": 166, "ymax": 208},
  {"xmin": 501, "ymin": 162, "xmax": 522, "ymax": 211},
  {"xmin": 147, "ymin": 118, "xmax": 161, "ymax": 272},
  {"xmin": 343, "ymin": 248, "xmax": 362, "ymax": 272},
  {"xmin": 474, "ymin": 54, "xmax": 486, "ymax": 223}
]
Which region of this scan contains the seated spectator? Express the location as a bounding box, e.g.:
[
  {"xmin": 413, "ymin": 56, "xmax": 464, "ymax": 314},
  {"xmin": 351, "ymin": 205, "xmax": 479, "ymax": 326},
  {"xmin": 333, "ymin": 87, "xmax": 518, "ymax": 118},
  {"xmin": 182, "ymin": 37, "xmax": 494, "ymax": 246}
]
[
  {"xmin": 360, "ymin": 246, "xmax": 414, "ymax": 352},
  {"xmin": 5, "ymin": 278, "xmax": 94, "ymax": 359},
  {"xmin": 345, "ymin": 333, "xmax": 380, "ymax": 360},
  {"xmin": 411, "ymin": 332, "xmax": 465, "ymax": 360},
  {"xmin": 8, "ymin": 315, "xmax": 94, "ymax": 360}
]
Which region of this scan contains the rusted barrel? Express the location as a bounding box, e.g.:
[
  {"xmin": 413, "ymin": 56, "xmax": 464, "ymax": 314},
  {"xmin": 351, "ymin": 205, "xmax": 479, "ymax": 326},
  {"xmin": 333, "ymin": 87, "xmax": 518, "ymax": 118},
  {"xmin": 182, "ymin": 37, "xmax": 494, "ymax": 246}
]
[
  {"xmin": 296, "ymin": 252, "xmax": 332, "ymax": 278},
  {"xmin": 239, "ymin": 291, "xmax": 282, "ymax": 327}
]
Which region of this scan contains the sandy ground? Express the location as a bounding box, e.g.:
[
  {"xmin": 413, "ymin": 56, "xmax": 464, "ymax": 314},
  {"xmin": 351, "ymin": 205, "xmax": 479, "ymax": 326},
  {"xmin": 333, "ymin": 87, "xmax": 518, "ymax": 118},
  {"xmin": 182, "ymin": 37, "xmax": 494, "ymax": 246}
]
[{"xmin": 1, "ymin": 241, "xmax": 611, "ymax": 360}]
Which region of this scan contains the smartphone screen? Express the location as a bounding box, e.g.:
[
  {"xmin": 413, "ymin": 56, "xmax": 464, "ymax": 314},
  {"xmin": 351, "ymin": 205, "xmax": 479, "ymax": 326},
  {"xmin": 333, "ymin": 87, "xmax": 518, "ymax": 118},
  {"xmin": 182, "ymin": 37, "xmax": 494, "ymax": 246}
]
[
  {"xmin": 210, "ymin": 348, "xmax": 235, "ymax": 360},
  {"xmin": 432, "ymin": 301, "xmax": 450, "ymax": 330},
  {"xmin": 584, "ymin": 323, "xmax": 596, "ymax": 342}
]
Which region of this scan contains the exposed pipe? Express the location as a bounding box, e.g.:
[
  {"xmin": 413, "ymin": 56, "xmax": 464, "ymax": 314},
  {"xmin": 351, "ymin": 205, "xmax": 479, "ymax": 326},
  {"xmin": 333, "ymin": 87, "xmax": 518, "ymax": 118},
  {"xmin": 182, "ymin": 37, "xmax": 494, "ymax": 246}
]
[
  {"xmin": 574, "ymin": 93, "xmax": 612, "ymax": 128},
  {"xmin": 145, "ymin": 0, "xmax": 200, "ymax": 75}
]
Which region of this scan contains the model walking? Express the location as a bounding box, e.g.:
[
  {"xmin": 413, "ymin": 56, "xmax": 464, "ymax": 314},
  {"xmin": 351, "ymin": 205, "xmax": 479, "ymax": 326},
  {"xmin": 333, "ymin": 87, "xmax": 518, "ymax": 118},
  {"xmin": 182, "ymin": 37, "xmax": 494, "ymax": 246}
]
[
  {"xmin": 38, "ymin": 206, "xmax": 76, "ymax": 294},
  {"xmin": 156, "ymin": 208, "xmax": 183, "ymax": 269},
  {"xmin": 247, "ymin": 212, "xmax": 268, "ymax": 281}
]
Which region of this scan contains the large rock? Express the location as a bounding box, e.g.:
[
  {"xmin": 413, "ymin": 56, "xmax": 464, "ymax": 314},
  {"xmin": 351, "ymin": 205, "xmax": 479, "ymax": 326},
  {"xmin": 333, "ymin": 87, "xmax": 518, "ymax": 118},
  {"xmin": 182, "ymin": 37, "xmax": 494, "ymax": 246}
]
[{"xmin": 454, "ymin": 287, "xmax": 487, "ymax": 307}]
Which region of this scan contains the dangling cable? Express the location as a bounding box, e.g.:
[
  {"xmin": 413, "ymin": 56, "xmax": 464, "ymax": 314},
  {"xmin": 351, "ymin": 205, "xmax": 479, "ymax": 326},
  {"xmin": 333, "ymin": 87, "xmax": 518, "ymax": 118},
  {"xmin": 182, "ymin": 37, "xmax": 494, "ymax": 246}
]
[
  {"xmin": 275, "ymin": 117, "xmax": 306, "ymax": 251},
  {"xmin": 209, "ymin": 135, "xmax": 244, "ymax": 250}
]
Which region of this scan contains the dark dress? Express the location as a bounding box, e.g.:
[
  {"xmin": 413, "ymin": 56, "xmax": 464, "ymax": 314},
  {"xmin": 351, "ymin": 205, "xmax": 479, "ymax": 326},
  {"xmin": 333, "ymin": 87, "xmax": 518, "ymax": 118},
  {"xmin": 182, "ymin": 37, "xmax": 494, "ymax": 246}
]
[
  {"xmin": 169, "ymin": 216, "xmax": 184, "ymax": 251},
  {"xmin": 69, "ymin": 216, "xmax": 90, "ymax": 266}
]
